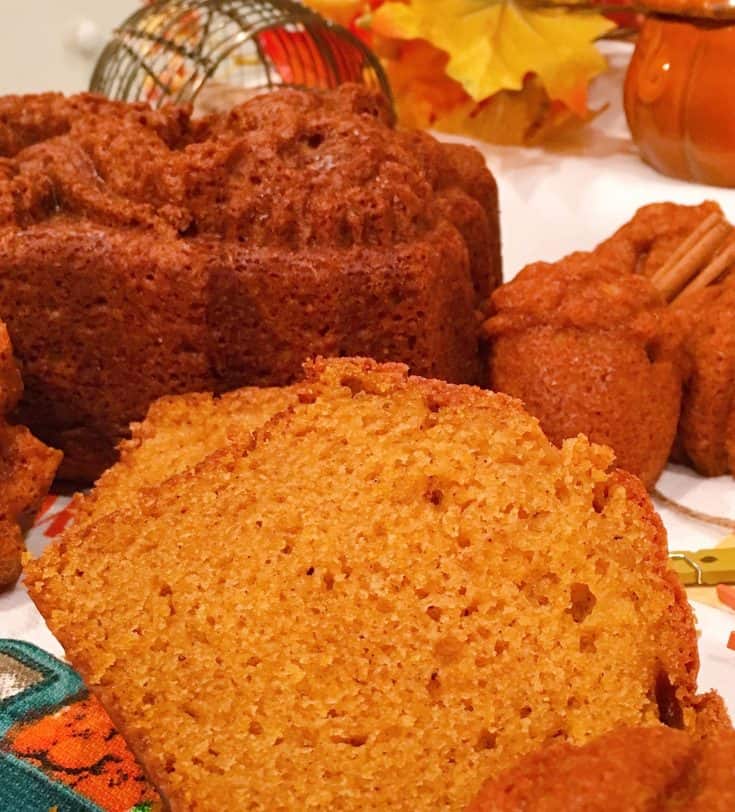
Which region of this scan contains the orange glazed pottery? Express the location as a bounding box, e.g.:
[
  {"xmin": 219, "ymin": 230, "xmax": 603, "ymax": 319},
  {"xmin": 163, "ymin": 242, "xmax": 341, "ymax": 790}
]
[{"xmin": 625, "ymin": 11, "xmax": 735, "ymax": 187}]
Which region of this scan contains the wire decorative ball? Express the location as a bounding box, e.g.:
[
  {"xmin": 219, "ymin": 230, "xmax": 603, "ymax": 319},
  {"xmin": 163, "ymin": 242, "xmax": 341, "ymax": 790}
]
[{"xmin": 90, "ymin": 0, "xmax": 392, "ymax": 111}]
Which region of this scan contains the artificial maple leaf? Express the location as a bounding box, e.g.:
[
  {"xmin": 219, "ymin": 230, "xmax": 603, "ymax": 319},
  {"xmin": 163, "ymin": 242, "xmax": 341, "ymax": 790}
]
[
  {"xmin": 371, "ymin": 0, "xmax": 615, "ymax": 116},
  {"xmin": 382, "ymin": 40, "xmax": 590, "ymax": 145},
  {"xmin": 436, "ymin": 77, "xmax": 600, "ymax": 146},
  {"xmin": 381, "ymin": 39, "xmax": 469, "ymax": 129}
]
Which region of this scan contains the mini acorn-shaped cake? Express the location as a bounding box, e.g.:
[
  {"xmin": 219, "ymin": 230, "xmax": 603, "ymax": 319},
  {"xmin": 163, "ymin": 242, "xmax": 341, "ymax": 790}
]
[{"xmin": 484, "ymin": 252, "xmax": 682, "ymax": 489}]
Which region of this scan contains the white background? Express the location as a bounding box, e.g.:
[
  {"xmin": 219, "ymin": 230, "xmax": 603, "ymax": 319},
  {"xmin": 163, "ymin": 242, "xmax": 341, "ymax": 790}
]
[{"xmin": 0, "ymin": 1, "xmax": 136, "ymax": 95}]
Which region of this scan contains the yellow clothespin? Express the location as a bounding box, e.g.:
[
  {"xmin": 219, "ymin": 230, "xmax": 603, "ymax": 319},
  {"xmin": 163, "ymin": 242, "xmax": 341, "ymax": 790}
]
[{"xmin": 669, "ymin": 548, "xmax": 735, "ymax": 586}]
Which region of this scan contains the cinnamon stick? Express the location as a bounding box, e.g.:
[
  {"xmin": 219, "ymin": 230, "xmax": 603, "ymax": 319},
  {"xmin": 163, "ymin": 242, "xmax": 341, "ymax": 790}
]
[
  {"xmin": 651, "ymin": 215, "xmax": 730, "ymax": 301},
  {"xmin": 674, "ymin": 239, "xmax": 735, "ymax": 304},
  {"xmin": 651, "ymin": 213, "xmax": 723, "ymax": 284}
]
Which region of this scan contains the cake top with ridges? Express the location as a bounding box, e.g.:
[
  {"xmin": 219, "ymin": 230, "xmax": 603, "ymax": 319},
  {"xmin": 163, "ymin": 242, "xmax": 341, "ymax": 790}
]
[{"xmin": 0, "ymin": 86, "xmax": 489, "ymax": 251}]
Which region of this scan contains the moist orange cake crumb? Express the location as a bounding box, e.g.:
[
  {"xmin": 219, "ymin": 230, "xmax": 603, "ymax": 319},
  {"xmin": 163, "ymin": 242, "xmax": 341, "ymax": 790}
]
[
  {"xmin": 27, "ymin": 358, "xmax": 710, "ymax": 810},
  {"xmin": 72, "ymin": 386, "xmax": 297, "ymax": 534}
]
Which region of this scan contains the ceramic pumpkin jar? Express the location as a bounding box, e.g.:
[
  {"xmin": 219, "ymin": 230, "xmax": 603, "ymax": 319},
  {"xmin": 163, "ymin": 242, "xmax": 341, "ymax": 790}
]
[{"xmin": 624, "ymin": 8, "xmax": 735, "ymax": 187}]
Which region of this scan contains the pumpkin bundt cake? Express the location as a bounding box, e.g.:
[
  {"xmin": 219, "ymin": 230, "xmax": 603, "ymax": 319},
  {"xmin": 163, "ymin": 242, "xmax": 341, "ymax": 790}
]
[
  {"xmin": 0, "ymin": 85, "xmax": 501, "ymax": 481},
  {"xmin": 27, "ymin": 358, "xmax": 716, "ymax": 809},
  {"xmin": 0, "ymin": 321, "xmax": 60, "ymax": 587},
  {"xmin": 485, "ymin": 254, "xmax": 682, "ymax": 488},
  {"xmin": 468, "ymin": 710, "xmax": 735, "ymax": 811}
]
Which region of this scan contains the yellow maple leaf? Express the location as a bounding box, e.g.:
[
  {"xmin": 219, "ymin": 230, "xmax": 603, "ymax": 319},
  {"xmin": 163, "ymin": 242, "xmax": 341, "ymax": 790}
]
[
  {"xmin": 381, "ymin": 39, "xmax": 593, "ymax": 145},
  {"xmin": 371, "ymin": 0, "xmax": 614, "ymax": 115}
]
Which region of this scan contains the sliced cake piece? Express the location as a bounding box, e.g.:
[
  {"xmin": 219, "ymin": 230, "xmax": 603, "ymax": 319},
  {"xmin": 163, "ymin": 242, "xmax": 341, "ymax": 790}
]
[{"xmin": 27, "ymin": 358, "xmax": 711, "ymax": 810}]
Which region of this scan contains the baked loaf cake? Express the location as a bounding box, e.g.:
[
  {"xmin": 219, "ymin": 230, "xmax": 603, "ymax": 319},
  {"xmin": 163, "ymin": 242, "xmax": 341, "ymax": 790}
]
[
  {"xmin": 485, "ymin": 253, "xmax": 681, "ymax": 488},
  {"xmin": 28, "ymin": 358, "xmax": 715, "ymax": 810},
  {"xmin": 0, "ymin": 321, "xmax": 60, "ymax": 587},
  {"xmin": 0, "ymin": 86, "xmax": 501, "ymax": 481},
  {"xmin": 468, "ymin": 716, "xmax": 735, "ymax": 811}
]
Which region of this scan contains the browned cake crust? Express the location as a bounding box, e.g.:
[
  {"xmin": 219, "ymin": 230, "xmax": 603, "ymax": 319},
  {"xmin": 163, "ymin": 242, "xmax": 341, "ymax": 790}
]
[
  {"xmin": 485, "ymin": 254, "xmax": 682, "ymax": 488},
  {"xmin": 0, "ymin": 321, "xmax": 60, "ymax": 587},
  {"xmin": 0, "ymin": 317, "xmax": 21, "ymax": 412},
  {"xmin": 468, "ymin": 715, "xmax": 735, "ymax": 811},
  {"xmin": 0, "ymin": 86, "xmax": 501, "ymax": 481},
  {"xmin": 26, "ymin": 358, "xmax": 708, "ymax": 809}
]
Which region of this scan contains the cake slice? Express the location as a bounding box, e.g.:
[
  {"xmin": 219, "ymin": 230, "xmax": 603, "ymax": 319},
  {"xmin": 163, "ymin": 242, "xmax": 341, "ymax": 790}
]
[{"xmin": 27, "ymin": 358, "xmax": 713, "ymax": 810}]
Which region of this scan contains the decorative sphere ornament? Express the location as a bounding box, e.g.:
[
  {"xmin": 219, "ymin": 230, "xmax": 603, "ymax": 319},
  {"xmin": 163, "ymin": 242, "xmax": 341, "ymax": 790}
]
[{"xmin": 90, "ymin": 0, "xmax": 392, "ymax": 112}]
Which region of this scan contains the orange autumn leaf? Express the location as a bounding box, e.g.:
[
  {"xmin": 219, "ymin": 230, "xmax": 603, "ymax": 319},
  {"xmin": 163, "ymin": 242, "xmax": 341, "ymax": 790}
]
[
  {"xmin": 381, "ymin": 39, "xmax": 595, "ymax": 145},
  {"xmin": 302, "ymin": 0, "xmax": 609, "ymax": 143},
  {"xmin": 436, "ymin": 77, "xmax": 599, "ymax": 146},
  {"xmin": 371, "ymin": 0, "xmax": 614, "ymax": 115},
  {"xmin": 381, "ymin": 40, "xmax": 469, "ymax": 128}
]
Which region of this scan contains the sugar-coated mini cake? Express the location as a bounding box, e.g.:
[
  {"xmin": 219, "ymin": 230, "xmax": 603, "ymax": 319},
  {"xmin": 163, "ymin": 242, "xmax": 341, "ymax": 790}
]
[
  {"xmin": 28, "ymin": 358, "xmax": 713, "ymax": 810},
  {"xmin": 592, "ymin": 201, "xmax": 735, "ymax": 479},
  {"xmin": 0, "ymin": 86, "xmax": 501, "ymax": 481},
  {"xmin": 0, "ymin": 322, "xmax": 60, "ymax": 587},
  {"xmin": 604, "ymin": 201, "xmax": 735, "ymax": 478},
  {"xmin": 485, "ymin": 201, "xmax": 735, "ymax": 487}
]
